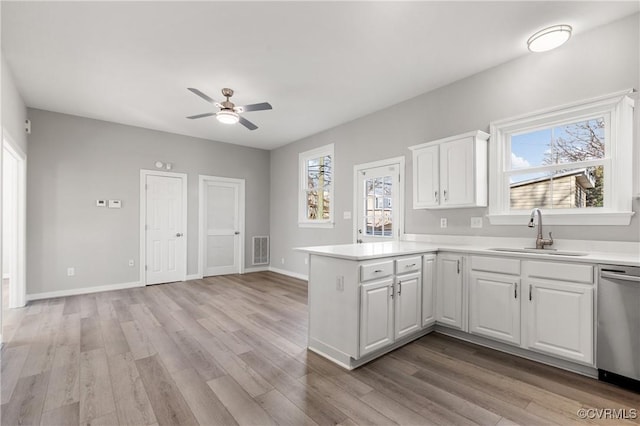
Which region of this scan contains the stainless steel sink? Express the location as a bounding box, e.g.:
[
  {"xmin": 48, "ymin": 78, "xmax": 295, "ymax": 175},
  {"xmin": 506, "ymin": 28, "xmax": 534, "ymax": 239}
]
[{"xmin": 489, "ymin": 248, "xmax": 588, "ymax": 256}]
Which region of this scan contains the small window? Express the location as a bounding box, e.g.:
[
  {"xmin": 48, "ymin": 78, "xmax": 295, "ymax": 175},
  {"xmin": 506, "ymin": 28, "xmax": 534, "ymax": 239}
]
[
  {"xmin": 489, "ymin": 90, "xmax": 635, "ymax": 226},
  {"xmin": 299, "ymin": 144, "xmax": 334, "ymax": 228}
]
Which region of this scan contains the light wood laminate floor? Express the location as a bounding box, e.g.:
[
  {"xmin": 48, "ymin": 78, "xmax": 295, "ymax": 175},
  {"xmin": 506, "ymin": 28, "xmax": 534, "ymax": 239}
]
[{"xmin": 1, "ymin": 272, "xmax": 638, "ymax": 425}]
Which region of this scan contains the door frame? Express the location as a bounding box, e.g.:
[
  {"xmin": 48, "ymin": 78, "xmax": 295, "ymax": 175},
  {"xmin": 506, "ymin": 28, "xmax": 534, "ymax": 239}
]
[
  {"xmin": 352, "ymin": 156, "xmax": 405, "ymax": 244},
  {"xmin": 198, "ymin": 175, "xmax": 245, "ymax": 277},
  {"xmin": 139, "ymin": 169, "xmax": 188, "ymax": 285},
  {"xmin": 2, "ymin": 133, "xmax": 27, "ymax": 308}
]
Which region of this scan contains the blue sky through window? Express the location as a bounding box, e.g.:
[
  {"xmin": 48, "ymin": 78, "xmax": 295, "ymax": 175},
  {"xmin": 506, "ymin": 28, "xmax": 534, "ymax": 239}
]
[{"xmin": 509, "ymin": 118, "xmax": 604, "ymax": 184}]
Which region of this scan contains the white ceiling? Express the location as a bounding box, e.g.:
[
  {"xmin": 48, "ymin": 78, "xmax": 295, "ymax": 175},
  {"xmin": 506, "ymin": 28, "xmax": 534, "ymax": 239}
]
[{"xmin": 2, "ymin": 1, "xmax": 638, "ymax": 150}]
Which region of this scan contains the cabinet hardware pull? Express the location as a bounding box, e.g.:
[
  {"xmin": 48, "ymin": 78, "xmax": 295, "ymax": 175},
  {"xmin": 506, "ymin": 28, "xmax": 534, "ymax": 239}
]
[
  {"xmin": 457, "ymin": 260, "xmax": 460, "ymax": 274},
  {"xmin": 514, "ymin": 283, "xmax": 518, "ymax": 299},
  {"xmin": 374, "ymin": 269, "xmax": 383, "ymax": 273},
  {"xmin": 443, "ymin": 189, "xmax": 448, "ymax": 201},
  {"xmin": 390, "ymin": 285, "xmax": 394, "ymax": 299},
  {"xmin": 435, "ymin": 191, "xmax": 439, "ymax": 202},
  {"xmin": 398, "ymin": 281, "xmax": 402, "ymax": 296},
  {"xmin": 529, "ymin": 284, "xmax": 532, "ymax": 301},
  {"xmin": 405, "ymin": 264, "xmax": 416, "ymax": 268}
]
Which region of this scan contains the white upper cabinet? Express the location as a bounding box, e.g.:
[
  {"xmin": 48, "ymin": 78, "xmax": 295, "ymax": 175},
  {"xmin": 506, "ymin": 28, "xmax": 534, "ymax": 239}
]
[{"xmin": 410, "ymin": 130, "xmax": 489, "ymax": 209}]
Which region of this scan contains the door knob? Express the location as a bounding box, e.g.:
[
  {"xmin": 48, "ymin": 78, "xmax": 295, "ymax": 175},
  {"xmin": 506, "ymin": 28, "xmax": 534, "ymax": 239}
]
[
  {"xmin": 176, "ymin": 233, "xmax": 183, "ymax": 237},
  {"xmin": 234, "ymin": 231, "xmax": 240, "ymax": 235}
]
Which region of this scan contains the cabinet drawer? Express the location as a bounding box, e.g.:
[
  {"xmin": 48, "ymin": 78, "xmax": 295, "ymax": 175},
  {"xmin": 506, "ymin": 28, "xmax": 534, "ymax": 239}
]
[
  {"xmin": 526, "ymin": 261, "xmax": 593, "ymax": 284},
  {"xmin": 360, "ymin": 260, "xmax": 394, "ymax": 282},
  {"xmin": 471, "ymin": 256, "xmax": 520, "ymax": 275},
  {"xmin": 396, "ymin": 256, "xmax": 421, "ymax": 274}
]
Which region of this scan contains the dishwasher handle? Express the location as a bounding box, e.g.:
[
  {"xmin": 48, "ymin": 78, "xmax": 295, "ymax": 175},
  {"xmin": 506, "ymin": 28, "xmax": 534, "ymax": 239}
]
[{"xmin": 601, "ymin": 271, "xmax": 640, "ymax": 283}]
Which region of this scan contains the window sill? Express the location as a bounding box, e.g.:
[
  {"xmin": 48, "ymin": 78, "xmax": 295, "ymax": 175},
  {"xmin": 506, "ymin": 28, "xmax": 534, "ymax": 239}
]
[
  {"xmin": 298, "ymin": 221, "xmax": 335, "ymax": 229},
  {"xmin": 487, "ymin": 211, "xmax": 635, "ymax": 226}
]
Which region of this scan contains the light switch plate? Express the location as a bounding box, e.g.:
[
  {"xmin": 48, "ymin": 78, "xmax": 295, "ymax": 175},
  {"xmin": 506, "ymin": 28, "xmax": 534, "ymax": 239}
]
[
  {"xmin": 471, "ymin": 217, "xmax": 483, "ymax": 228},
  {"xmin": 96, "ymin": 200, "xmax": 106, "ymax": 207},
  {"xmin": 108, "ymin": 200, "xmax": 122, "ymax": 209},
  {"xmin": 343, "ymin": 211, "xmax": 352, "ymax": 220}
]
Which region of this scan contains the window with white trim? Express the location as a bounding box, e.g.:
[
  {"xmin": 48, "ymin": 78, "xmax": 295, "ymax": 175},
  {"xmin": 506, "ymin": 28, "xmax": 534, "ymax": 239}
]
[
  {"xmin": 299, "ymin": 144, "xmax": 334, "ymax": 228},
  {"xmin": 488, "ymin": 90, "xmax": 635, "ymax": 226}
]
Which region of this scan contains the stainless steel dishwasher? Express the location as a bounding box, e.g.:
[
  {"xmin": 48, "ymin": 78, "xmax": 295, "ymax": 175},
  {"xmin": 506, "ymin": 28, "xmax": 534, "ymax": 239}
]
[{"xmin": 597, "ymin": 264, "xmax": 640, "ymax": 391}]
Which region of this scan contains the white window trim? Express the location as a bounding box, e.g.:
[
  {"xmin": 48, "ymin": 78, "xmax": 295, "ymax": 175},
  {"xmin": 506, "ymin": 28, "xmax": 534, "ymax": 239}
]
[
  {"xmin": 298, "ymin": 143, "xmax": 335, "ymax": 228},
  {"xmin": 488, "ymin": 89, "xmax": 636, "ymax": 226}
]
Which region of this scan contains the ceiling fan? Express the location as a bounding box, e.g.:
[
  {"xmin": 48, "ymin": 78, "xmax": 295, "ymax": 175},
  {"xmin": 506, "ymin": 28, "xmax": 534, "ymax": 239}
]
[{"xmin": 186, "ymin": 87, "xmax": 272, "ymax": 131}]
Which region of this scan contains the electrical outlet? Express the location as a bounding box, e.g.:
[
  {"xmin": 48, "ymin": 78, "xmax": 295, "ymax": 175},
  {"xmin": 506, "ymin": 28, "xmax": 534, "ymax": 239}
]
[
  {"xmin": 440, "ymin": 218, "xmax": 448, "ymax": 228},
  {"xmin": 281, "ymin": 257, "xmax": 285, "ymax": 265},
  {"xmin": 128, "ymin": 259, "xmax": 135, "ymax": 267},
  {"xmin": 336, "ymin": 276, "xmax": 344, "ymax": 291},
  {"xmin": 470, "ymin": 217, "xmax": 483, "ymax": 228},
  {"xmin": 67, "ymin": 267, "xmax": 75, "ymax": 276}
]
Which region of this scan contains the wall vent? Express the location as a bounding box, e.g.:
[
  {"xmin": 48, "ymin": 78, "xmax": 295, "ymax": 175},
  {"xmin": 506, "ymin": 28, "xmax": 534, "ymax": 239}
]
[{"xmin": 252, "ymin": 236, "xmax": 270, "ymax": 265}]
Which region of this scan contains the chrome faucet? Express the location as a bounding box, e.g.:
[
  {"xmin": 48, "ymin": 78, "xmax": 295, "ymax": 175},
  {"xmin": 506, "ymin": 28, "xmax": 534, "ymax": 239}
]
[{"xmin": 528, "ymin": 208, "xmax": 553, "ymax": 250}]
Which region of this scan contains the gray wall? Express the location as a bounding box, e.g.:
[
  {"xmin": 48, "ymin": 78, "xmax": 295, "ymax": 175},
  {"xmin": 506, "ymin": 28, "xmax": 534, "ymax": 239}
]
[
  {"xmin": 27, "ymin": 109, "xmax": 270, "ymax": 295},
  {"xmin": 270, "ymin": 14, "xmax": 640, "ymax": 277}
]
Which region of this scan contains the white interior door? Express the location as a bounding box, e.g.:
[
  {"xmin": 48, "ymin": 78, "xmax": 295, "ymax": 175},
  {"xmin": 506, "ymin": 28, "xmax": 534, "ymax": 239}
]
[
  {"xmin": 145, "ymin": 174, "xmax": 186, "ymax": 285},
  {"xmin": 356, "ymin": 161, "xmax": 402, "ymax": 243},
  {"xmin": 202, "ymin": 179, "xmax": 242, "ymax": 276}
]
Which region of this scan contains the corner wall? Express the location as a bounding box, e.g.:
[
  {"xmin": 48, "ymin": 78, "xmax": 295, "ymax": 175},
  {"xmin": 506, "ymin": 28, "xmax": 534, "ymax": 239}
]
[
  {"xmin": 270, "ymin": 14, "xmax": 640, "ymax": 277},
  {"xmin": 26, "ymin": 109, "xmax": 270, "ymax": 296}
]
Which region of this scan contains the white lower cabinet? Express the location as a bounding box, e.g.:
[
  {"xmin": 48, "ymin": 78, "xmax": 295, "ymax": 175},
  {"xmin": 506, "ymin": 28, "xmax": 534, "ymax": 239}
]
[
  {"xmin": 359, "ymin": 255, "xmax": 423, "ymax": 358},
  {"xmin": 395, "ymin": 272, "xmax": 422, "ymax": 338},
  {"xmin": 422, "ymin": 254, "xmax": 436, "ymax": 327},
  {"xmin": 436, "ymin": 253, "xmax": 465, "ymax": 330},
  {"xmin": 525, "ymin": 279, "xmax": 594, "ymax": 365},
  {"xmin": 467, "ymin": 255, "xmax": 595, "ymax": 366},
  {"xmin": 469, "ymin": 271, "xmax": 521, "ymax": 345},
  {"xmin": 360, "ymin": 278, "xmax": 395, "ymax": 356}
]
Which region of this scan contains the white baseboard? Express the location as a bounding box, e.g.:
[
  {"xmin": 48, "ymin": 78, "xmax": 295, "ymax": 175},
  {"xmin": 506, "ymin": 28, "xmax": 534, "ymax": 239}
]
[
  {"xmin": 244, "ymin": 266, "xmax": 269, "ymax": 274},
  {"xmin": 185, "ymin": 274, "xmax": 203, "ymax": 281},
  {"xmin": 268, "ymin": 266, "xmax": 308, "ymax": 281},
  {"xmin": 26, "ymin": 281, "xmax": 144, "ymax": 301}
]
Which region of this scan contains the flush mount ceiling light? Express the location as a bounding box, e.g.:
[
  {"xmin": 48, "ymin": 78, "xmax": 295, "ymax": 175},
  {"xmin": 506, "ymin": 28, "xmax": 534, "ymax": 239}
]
[
  {"xmin": 527, "ymin": 24, "xmax": 572, "ymax": 52},
  {"xmin": 216, "ymin": 109, "xmax": 240, "ymax": 125}
]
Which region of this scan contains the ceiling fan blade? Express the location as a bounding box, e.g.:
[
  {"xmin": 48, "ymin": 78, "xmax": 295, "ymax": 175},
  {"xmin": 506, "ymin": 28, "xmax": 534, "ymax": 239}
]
[
  {"xmin": 186, "ymin": 112, "xmax": 215, "ymax": 119},
  {"xmin": 236, "ymin": 102, "xmax": 272, "ymax": 113},
  {"xmin": 187, "ymin": 88, "xmax": 216, "ymax": 104},
  {"xmin": 238, "ymin": 116, "xmax": 258, "ymax": 131}
]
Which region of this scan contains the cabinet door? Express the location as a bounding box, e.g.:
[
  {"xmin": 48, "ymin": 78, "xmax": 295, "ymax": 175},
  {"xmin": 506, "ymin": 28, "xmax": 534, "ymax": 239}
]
[
  {"xmin": 526, "ymin": 280, "xmax": 594, "ymax": 365},
  {"xmin": 469, "ymin": 271, "xmax": 520, "ymax": 345},
  {"xmin": 395, "ymin": 272, "xmax": 422, "ymax": 339},
  {"xmin": 440, "ymin": 137, "xmax": 474, "ymax": 207},
  {"xmin": 436, "ymin": 254, "xmax": 464, "ymax": 330},
  {"xmin": 422, "ymin": 255, "xmax": 436, "ymax": 327},
  {"xmin": 412, "ymin": 145, "xmax": 440, "ymax": 208},
  {"xmin": 360, "ymin": 278, "xmax": 394, "ymax": 357}
]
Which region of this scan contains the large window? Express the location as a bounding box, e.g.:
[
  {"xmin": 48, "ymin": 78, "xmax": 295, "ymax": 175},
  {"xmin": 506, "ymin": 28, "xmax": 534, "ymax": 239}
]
[
  {"xmin": 299, "ymin": 144, "xmax": 334, "ymax": 228},
  {"xmin": 489, "ymin": 90, "xmax": 635, "ymax": 225}
]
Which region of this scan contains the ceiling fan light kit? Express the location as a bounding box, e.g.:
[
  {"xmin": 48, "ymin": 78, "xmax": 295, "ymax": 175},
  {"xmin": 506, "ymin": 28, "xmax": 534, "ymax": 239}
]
[
  {"xmin": 186, "ymin": 87, "xmax": 272, "ymax": 131},
  {"xmin": 216, "ymin": 110, "xmax": 240, "ymax": 124}
]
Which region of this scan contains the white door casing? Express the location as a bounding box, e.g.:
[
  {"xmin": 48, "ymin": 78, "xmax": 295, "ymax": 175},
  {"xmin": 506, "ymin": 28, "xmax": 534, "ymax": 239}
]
[
  {"xmin": 2, "ymin": 135, "xmax": 27, "ymax": 309},
  {"xmin": 198, "ymin": 175, "xmax": 245, "ymax": 277},
  {"xmin": 140, "ymin": 170, "xmax": 187, "ymax": 285},
  {"xmin": 354, "ymin": 157, "xmax": 405, "ymax": 243}
]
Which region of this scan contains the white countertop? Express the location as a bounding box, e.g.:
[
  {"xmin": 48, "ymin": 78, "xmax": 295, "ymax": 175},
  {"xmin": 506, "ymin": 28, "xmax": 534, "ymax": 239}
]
[{"xmin": 296, "ymin": 241, "xmax": 640, "ymax": 266}]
